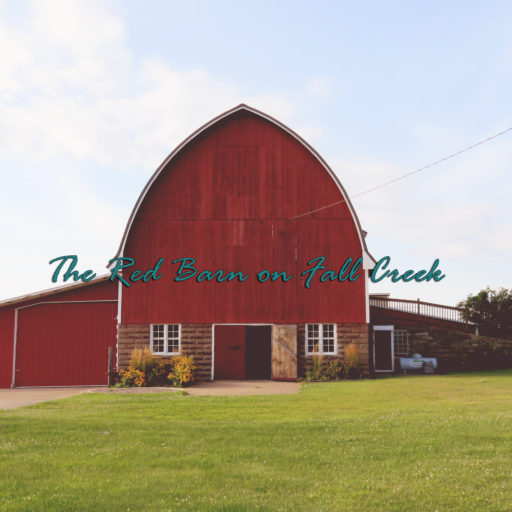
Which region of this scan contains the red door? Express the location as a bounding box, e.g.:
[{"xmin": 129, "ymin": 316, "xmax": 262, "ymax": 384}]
[
  {"xmin": 15, "ymin": 302, "xmax": 117, "ymax": 387},
  {"xmin": 214, "ymin": 325, "xmax": 245, "ymax": 379}
]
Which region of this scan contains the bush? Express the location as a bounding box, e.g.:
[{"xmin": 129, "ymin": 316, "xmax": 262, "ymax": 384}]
[
  {"xmin": 117, "ymin": 368, "xmax": 145, "ymax": 387},
  {"xmin": 115, "ymin": 348, "xmax": 197, "ymax": 388},
  {"xmin": 129, "ymin": 348, "xmax": 164, "ymax": 386},
  {"xmin": 306, "ymin": 346, "xmax": 324, "ymax": 381},
  {"xmin": 305, "ymin": 344, "xmax": 364, "ymax": 381},
  {"xmin": 344, "ymin": 345, "xmax": 362, "ymax": 379},
  {"xmin": 114, "ymin": 348, "xmax": 173, "ymax": 388},
  {"xmin": 168, "ymin": 355, "xmax": 196, "ymax": 387},
  {"xmin": 326, "ymin": 359, "xmax": 345, "ymax": 380}
]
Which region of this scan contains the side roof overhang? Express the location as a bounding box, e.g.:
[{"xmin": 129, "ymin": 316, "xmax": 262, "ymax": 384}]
[
  {"xmin": 110, "ymin": 103, "xmax": 376, "ymax": 269},
  {"xmin": 0, "ymin": 275, "xmax": 112, "ymax": 310}
]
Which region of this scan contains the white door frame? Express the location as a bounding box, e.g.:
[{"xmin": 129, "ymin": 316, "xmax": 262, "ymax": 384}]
[{"xmin": 373, "ymin": 325, "xmax": 394, "ymax": 373}]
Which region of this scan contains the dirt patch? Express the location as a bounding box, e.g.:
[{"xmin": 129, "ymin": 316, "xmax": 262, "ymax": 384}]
[
  {"xmin": 92, "ymin": 381, "xmax": 302, "ymax": 396},
  {"xmin": 90, "ymin": 387, "xmax": 183, "ymax": 394},
  {"xmin": 185, "ymin": 380, "xmax": 301, "ymax": 396}
]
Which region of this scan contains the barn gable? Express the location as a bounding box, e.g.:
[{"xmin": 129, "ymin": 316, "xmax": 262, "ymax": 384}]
[
  {"xmin": 114, "ymin": 104, "xmax": 374, "ymax": 266},
  {"xmin": 116, "ymin": 105, "xmax": 374, "ymax": 328}
]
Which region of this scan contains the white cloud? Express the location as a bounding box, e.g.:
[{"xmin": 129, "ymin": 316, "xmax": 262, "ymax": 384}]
[
  {"xmin": 0, "ymin": 0, "xmax": 296, "ymax": 298},
  {"xmin": 0, "ymin": 1, "xmax": 293, "ymax": 173}
]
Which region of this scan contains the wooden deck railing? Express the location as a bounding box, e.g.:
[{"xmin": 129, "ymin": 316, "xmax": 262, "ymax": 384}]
[{"xmin": 369, "ymin": 297, "xmax": 470, "ymax": 324}]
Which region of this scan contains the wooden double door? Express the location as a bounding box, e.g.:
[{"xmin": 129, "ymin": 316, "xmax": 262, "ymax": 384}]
[{"xmin": 214, "ymin": 325, "xmax": 297, "ymax": 380}]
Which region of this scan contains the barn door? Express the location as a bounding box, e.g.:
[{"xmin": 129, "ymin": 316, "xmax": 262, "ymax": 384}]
[
  {"xmin": 214, "ymin": 325, "xmax": 246, "ymax": 379},
  {"xmin": 14, "ymin": 302, "xmax": 117, "ymax": 387},
  {"xmin": 271, "ymin": 325, "xmax": 297, "ymax": 380}
]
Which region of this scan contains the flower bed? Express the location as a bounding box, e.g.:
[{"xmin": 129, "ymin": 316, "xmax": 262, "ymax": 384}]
[
  {"xmin": 305, "ymin": 344, "xmax": 362, "ymax": 381},
  {"xmin": 113, "ymin": 348, "xmax": 196, "ymax": 388}
]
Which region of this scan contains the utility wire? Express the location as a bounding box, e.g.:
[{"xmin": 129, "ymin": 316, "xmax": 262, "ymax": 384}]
[{"xmin": 289, "ymin": 125, "xmax": 512, "ymax": 220}]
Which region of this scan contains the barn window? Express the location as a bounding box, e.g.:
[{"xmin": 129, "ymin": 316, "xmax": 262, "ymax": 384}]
[
  {"xmin": 393, "ymin": 330, "xmax": 409, "ymax": 356},
  {"xmin": 150, "ymin": 324, "xmax": 181, "ymax": 355},
  {"xmin": 306, "ymin": 324, "xmax": 337, "ymax": 355}
]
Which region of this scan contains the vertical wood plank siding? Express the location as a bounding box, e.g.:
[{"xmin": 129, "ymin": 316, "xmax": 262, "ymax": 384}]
[
  {"xmin": 0, "ymin": 280, "xmax": 118, "ymax": 387},
  {"xmin": 122, "ymin": 111, "xmax": 366, "ymax": 324},
  {"xmin": 15, "ymin": 301, "xmax": 117, "ymax": 386},
  {"xmin": 0, "ymin": 308, "xmax": 14, "ymax": 388}
]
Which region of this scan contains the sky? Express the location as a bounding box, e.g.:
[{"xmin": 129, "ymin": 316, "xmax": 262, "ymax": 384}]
[{"xmin": 0, "ymin": 0, "xmax": 511, "ymax": 306}]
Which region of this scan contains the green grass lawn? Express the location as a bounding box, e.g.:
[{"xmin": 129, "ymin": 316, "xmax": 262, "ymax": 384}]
[{"xmin": 1, "ymin": 371, "xmax": 512, "ymax": 511}]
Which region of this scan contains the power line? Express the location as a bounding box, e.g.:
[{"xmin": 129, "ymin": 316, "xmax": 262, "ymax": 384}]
[{"xmin": 289, "ymin": 125, "xmax": 512, "ymax": 220}]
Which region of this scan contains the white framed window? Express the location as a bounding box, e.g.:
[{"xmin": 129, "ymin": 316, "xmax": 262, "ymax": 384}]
[
  {"xmin": 150, "ymin": 324, "xmax": 181, "ymax": 355},
  {"xmin": 306, "ymin": 324, "xmax": 337, "ymax": 355},
  {"xmin": 394, "ymin": 329, "xmax": 409, "ymax": 356}
]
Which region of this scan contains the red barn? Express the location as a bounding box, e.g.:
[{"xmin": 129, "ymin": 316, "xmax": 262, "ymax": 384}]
[{"xmin": 0, "ymin": 104, "xmax": 375, "ymax": 387}]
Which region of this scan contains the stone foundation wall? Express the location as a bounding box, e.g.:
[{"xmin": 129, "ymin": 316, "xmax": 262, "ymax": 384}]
[
  {"xmin": 118, "ymin": 322, "xmax": 370, "ymax": 382},
  {"xmin": 405, "ymin": 328, "xmax": 512, "ymax": 372},
  {"xmin": 298, "ymin": 323, "xmax": 369, "ymax": 377},
  {"xmin": 117, "ymin": 323, "xmax": 212, "ymax": 382}
]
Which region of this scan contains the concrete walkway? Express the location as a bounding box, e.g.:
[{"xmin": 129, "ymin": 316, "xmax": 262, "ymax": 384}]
[
  {"xmin": 0, "ymin": 381, "xmax": 301, "ymax": 409},
  {"xmin": 186, "ymin": 380, "xmax": 301, "ymax": 396},
  {"xmin": 0, "ymin": 388, "xmax": 98, "ymax": 410}
]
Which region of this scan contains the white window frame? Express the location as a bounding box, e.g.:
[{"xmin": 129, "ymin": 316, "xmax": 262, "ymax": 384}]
[
  {"xmin": 393, "ymin": 329, "xmax": 409, "ymax": 356},
  {"xmin": 150, "ymin": 324, "xmax": 181, "ymax": 355},
  {"xmin": 305, "ymin": 323, "xmax": 338, "ymax": 356}
]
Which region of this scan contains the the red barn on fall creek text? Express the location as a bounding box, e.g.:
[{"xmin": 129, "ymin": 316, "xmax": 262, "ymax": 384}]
[{"xmin": 0, "ymin": 104, "xmax": 379, "ymax": 387}]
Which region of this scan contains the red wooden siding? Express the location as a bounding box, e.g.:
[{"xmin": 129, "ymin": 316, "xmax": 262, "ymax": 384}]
[
  {"xmin": 122, "ymin": 110, "xmax": 366, "ymax": 324},
  {"xmin": 14, "ymin": 301, "xmax": 117, "ymax": 387},
  {"xmin": 0, "ymin": 308, "xmax": 14, "ymax": 388},
  {"xmin": 0, "ymin": 279, "xmax": 118, "ymax": 388}
]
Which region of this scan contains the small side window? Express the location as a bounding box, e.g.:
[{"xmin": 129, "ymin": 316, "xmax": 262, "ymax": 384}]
[
  {"xmin": 306, "ymin": 324, "xmax": 337, "ymax": 355},
  {"xmin": 150, "ymin": 324, "xmax": 181, "ymax": 355}
]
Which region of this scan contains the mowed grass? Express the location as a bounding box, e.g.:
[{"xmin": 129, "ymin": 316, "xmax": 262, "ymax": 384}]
[{"xmin": 1, "ymin": 372, "xmax": 512, "ymax": 511}]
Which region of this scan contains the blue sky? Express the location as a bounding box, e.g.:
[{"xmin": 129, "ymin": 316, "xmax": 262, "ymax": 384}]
[{"xmin": 0, "ymin": 0, "xmax": 511, "ymax": 305}]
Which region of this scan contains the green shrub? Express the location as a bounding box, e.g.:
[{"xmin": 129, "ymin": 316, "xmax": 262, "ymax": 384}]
[
  {"xmin": 306, "ymin": 347, "xmax": 324, "ymax": 381},
  {"xmin": 113, "ymin": 348, "xmax": 174, "ymax": 387},
  {"xmin": 345, "ymin": 345, "xmax": 362, "ymax": 379},
  {"xmin": 168, "ymin": 355, "xmax": 196, "ymax": 387},
  {"xmin": 128, "ymin": 347, "xmax": 172, "ymax": 386},
  {"xmin": 326, "ymin": 359, "xmax": 345, "ymax": 380},
  {"xmin": 117, "ymin": 368, "xmax": 145, "ymax": 387}
]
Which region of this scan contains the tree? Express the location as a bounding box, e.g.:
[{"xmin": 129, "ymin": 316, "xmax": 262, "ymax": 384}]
[{"xmin": 458, "ymin": 288, "xmax": 512, "ymax": 338}]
